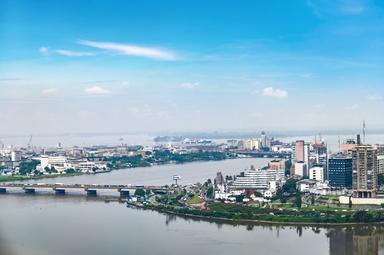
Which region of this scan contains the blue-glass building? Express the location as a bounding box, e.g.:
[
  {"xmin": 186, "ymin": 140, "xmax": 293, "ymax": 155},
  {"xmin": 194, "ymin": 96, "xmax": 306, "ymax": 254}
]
[{"xmin": 328, "ymin": 154, "xmax": 352, "ymax": 188}]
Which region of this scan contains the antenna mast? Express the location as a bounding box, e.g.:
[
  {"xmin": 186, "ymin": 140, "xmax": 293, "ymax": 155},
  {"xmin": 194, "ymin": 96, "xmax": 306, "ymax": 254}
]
[{"xmin": 363, "ymin": 120, "xmax": 366, "ymax": 144}]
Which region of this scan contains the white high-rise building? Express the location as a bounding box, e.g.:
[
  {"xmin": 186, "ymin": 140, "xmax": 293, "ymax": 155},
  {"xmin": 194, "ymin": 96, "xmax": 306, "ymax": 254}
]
[
  {"xmin": 309, "ymin": 166, "xmax": 325, "ymax": 182},
  {"xmin": 11, "ymin": 151, "xmax": 22, "ymax": 162},
  {"xmin": 231, "ymin": 169, "xmax": 285, "ymax": 190},
  {"xmin": 377, "ymin": 155, "xmax": 384, "ymax": 175},
  {"xmin": 294, "ymin": 161, "xmax": 307, "ymax": 177},
  {"xmin": 242, "ymin": 139, "xmax": 261, "ymax": 150}
]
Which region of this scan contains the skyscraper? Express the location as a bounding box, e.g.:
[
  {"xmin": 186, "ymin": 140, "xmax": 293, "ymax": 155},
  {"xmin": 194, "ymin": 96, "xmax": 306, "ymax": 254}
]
[
  {"xmin": 328, "ymin": 154, "xmax": 352, "ymax": 188},
  {"xmin": 352, "ymin": 145, "xmax": 378, "ymax": 198},
  {"xmin": 377, "ymin": 155, "xmax": 384, "ymax": 175},
  {"xmin": 295, "ymin": 140, "xmax": 305, "ymax": 162}
]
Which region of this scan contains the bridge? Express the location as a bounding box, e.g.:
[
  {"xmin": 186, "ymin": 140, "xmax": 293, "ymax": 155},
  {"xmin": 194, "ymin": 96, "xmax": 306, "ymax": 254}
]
[{"xmin": 0, "ymin": 183, "xmax": 169, "ymax": 197}]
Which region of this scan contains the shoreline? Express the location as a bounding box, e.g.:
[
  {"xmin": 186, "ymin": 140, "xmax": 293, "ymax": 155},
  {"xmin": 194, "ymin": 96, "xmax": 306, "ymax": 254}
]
[
  {"xmin": 131, "ymin": 203, "xmax": 384, "ymax": 228},
  {"xmin": 0, "ymin": 172, "xmax": 85, "ymax": 183},
  {"xmin": 0, "ymin": 156, "xmax": 252, "ymax": 183}
]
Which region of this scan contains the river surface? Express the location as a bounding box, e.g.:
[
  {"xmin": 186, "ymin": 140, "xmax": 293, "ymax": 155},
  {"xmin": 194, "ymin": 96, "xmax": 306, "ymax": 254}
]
[
  {"xmin": 1, "ymin": 195, "xmax": 384, "ymax": 255},
  {"xmin": 23, "ymin": 157, "xmax": 271, "ymax": 186},
  {"xmin": 2, "ymin": 158, "xmax": 384, "ymax": 255}
]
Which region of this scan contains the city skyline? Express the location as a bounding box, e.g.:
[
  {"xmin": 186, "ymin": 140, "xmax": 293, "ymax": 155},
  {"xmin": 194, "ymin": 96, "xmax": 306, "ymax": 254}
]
[{"xmin": 1, "ymin": 0, "xmax": 384, "ymax": 135}]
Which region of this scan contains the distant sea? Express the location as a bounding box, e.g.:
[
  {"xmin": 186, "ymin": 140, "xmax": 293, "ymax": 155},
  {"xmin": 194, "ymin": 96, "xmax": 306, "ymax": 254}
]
[{"xmin": 1, "ymin": 132, "xmax": 384, "ymax": 153}]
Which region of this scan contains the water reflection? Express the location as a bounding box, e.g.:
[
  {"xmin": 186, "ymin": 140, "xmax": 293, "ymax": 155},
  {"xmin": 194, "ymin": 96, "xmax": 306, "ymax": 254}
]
[
  {"xmin": 328, "ymin": 226, "xmax": 384, "ymax": 255},
  {"xmin": 2, "ymin": 193, "xmax": 384, "ymax": 255},
  {"xmin": 162, "ymin": 210, "xmax": 384, "ymax": 255},
  {"xmin": 0, "ymin": 233, "xmax": 13, "ymax": 255}
]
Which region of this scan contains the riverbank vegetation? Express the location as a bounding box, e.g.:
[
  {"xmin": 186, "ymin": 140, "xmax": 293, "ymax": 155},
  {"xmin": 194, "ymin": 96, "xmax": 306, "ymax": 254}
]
[
  {"xmin": 1, "ymin": 150, "xmax": 238, "ymax": 182},
  {"xmin": 144, "ymin": 200, "xmax": 384, "ymax": 224},
  {"xmin": 104, "ymin": 150, "xmax": 237, "ymax": 169},
  {"xmin": 0, "ymin": 172, "xmax": 83, "ymax": 183}
]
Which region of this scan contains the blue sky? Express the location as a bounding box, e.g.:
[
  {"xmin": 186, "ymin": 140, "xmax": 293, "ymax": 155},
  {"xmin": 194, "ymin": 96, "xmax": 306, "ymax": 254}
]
[{"xmin": 1, "ymin": 0, "xmax": 384, "ymax": 135}]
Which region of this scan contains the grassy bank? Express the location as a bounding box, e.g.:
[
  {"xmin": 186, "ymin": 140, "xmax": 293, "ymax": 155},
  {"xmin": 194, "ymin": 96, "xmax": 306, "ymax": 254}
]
[
  {"xmin": 0, "ymin": 173, "xmax": 83, "ymax": 183},
  {"xmin": 142, "ymin": 201, "xmax": 384, "ymax": 225}
]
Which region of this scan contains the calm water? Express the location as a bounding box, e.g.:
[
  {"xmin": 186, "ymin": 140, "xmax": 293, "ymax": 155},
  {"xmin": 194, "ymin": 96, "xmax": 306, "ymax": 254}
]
[
  {"xmin": 1, "ymin": 195, "xmax": 384, "ymax": 255},
  {"xmin": 24, "ymin": 157, "xmax": 271, "ymax": 186},
  {"xmin": 2, "ymin": 158, "xmax": 384, "ymax": 255}
]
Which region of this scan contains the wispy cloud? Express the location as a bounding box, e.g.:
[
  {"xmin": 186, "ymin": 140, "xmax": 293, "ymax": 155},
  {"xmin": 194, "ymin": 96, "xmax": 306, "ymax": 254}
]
[
  {"xmin": 180, "ymin": 82, "xmax": 199, "ymax": 89},
  {"xmin": 78, "ymin": 40, "xmax": 178, "ymax": 60},
  {"xmin": 41, "ymin": 88, "xmax": 59, "ymax": 97},
  {"xmin": 0, "ymin": 78, "xmax": 22, "ymax": 82},
  {"xmin": 39, "ymin": 46, "xmax": 50, "ymax": 56},
  {"xmin": 262, "ymin": 87, "xmax": 288, "ymax": 98},
  {"xmin": 56, "ymin": 49, "xmax": 96, "ymax": 57},
  {"xmin": 367, "ymin": 95, "xmax": 383, "ymax": 101},
  {"xmin": 307, "ymin": 0, "xmax": 368, "ymax": 16},
  {"xmin": 84, "ymin": 86, "xmax": 111, "ymax": 95},
  {"xmin": 298, "ymin": 73, "xmax": 313, "ymax": 79}
]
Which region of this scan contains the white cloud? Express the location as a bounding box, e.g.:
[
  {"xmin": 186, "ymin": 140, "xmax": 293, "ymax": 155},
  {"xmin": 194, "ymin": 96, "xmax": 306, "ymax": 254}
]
[
  {"xmin": 78, "ymin": 40, "xmax": 178, "ymax": 60},
  {"xmin": 39, "ymin": 46, "xmax": 50, "ymax": 56},
  {"xmin": 180, "ymin": 82, "xmax": 199, "ymax": 89},
  {"xmin": 262, "ymin": 87, "xmax": 288, "ymax": 98},
  {"xmin": 367, "ymin": 95, "xmax": 383, "ymax": 101},
  {"xmin": 84, "ymin": 86, "xmax": 111, "ymax": 95},
  {"xmin": 41, "ymin": 88, "xmax": 59, "ymax": 97},
  {"xmin": 307, "ymin": 0, "xmax": 367, "ymax": 16},
  {"xmin": 56, "ymin": 49, "xmax": 96, "ymax": 57}
]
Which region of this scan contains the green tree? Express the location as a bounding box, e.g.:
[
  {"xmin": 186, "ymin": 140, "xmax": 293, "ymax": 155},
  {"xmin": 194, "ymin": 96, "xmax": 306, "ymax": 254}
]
[
  {"xmin": 285, "ymin": 160, "xmax": 292, "ymax": 176},
  {"xmin": 282, "ymin": 178, "xmax": 298, "ymax": 194},
  {"xmin": 206, "ymin": 186, "xmax": 214, "ymax": 199},
  {"xmin": 295, "ymin": 192, "xmax": 302, "ymax": 208},
  {"xmin": 134, "ymin": 188, "xmax": 146, "ymax": 197},
  {"xmin": 353, "ymin": 210, "xmax": 370, "ymax": 222},
  {"xmin": 44, "ymin": 166, "xmax": 51, "ymax": 174},
  {"xmin": 19, "ymin": 160, "xmax": 40, "ymax": 175},
  {"xmin": 235, "ymin": 195, "xmax": 245, "ymax": 203},
  {"xmin": 65, "ymin": 168, "xmax": 75, "ymax": 174}
]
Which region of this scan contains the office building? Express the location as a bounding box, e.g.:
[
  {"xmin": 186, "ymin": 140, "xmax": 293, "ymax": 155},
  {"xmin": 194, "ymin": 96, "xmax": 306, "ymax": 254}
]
[
  {"xmin": 309, "ymin": 165, "xmax": 325, "ymax": 182},
  {"xmin": 340, "ymin": 139, "xmax": 357, "ymax": 154},
  {"xmin": 231, "ymin": 168, "xmax": 284, "ymax": 190},
  {"xmin": 269, "ymin": 159, "xmax": 285, "ymax": 170},
  {"xmin": 295, "ymin": 140, "xmax": 305, "ymax": 162},
  {"xmin": 242, "ymin": 138, "xmax": 261, "ymax": 150},
  {"xmin": 294, "ymin": 161, "xmax": 307, "ymax": 177},
  {"xmin": 352, "ymin": 145, "xmax": 378, "ymax": 198},
  {"xmin": 377, "ymin": 155, "xmax": 384, "ymax": 175},
  {"xmin": 328, "ymin": 154, "xmax": 353, "ymax": 188},
  {"xmin": 11, "ymin": 151, "xmax": 22, "ymax": 162}
]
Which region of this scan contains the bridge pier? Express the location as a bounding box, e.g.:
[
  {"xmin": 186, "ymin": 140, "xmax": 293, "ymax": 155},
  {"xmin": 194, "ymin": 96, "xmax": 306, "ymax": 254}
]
[
  {"xmin": 55, "ymin": 189, "xmax": 66, "ymax": 195},
  {"xmin": 24, "ymin": 188, "xmax": 35, "ymax": 194},
  {"xmin": 0, "ymin": 188, "xmax": 6, "ymax": 193},
  {"xmin": 120, "ymin": 190, "xmax": 130, "ymax": 198},
  {"xmin": 86, "ymin": 189, "xmax": 97, "ymax": 196}
]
